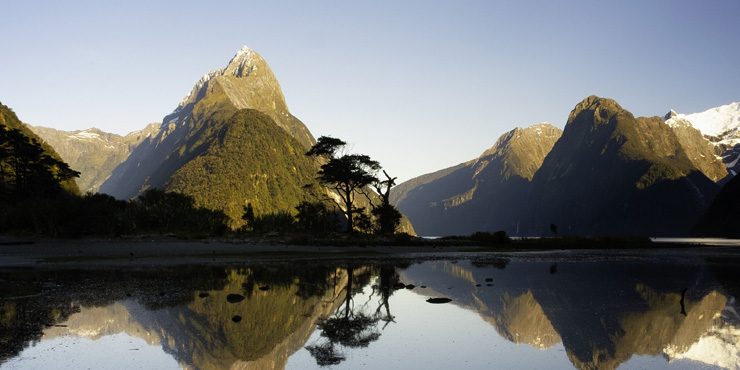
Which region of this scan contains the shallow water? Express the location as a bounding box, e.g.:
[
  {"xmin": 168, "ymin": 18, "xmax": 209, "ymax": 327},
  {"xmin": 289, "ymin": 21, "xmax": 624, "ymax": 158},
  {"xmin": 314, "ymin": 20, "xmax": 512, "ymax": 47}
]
[{"xmin": 1, "ymin": 252, "xmax": 738, "ymax": 370}]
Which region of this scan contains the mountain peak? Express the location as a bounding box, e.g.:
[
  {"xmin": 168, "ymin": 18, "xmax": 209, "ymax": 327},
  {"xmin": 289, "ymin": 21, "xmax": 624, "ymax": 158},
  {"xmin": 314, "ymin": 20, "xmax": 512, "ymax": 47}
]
[
  {"xmin": 663, "ymin": 109, "xmax": 678, "ymax": 121},
  {"xmin": 224, "ymin": 45, "xmax": 264, "ymax": 78},
  {"xmin": 174, "ymin": 46, "xmax": 270, "ymax": 111},
  {"xmin": 567, "ymin": 95, "xmax": 626, "ymax": 126}
]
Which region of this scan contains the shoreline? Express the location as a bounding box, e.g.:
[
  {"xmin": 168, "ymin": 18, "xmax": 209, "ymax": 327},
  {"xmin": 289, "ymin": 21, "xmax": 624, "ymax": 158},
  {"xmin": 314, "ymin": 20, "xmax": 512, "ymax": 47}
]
[{"xmin": 1, "ymin": 235, "xmax": 738, "ymax": 269}]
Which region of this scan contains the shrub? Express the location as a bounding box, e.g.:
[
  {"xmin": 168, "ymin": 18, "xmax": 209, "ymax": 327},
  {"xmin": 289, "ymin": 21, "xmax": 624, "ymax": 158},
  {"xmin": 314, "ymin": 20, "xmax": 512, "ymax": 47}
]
[{"xmin": 470, "ymin": 230, "xmax": 511, "ymax": 244}]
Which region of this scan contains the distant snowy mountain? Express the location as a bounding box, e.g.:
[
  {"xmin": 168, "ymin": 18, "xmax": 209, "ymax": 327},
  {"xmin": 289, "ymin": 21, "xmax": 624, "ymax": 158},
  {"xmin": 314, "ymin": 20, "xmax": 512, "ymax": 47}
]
[
  {"xmin": 678, "ymin": 101, "xmax": 740, "ymax": 138},
  {"xmin": 665, "ymin": 101, "xmax": 740, "ymax": 176}
]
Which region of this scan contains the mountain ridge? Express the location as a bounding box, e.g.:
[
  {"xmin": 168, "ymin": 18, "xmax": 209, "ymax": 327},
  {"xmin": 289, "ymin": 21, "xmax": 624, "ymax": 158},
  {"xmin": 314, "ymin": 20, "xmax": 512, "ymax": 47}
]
[
  {"xmin": 395, "ymin": 95, "xmax": 726, "ymax": 237},
  {"xmin": 28, "ymin": 123, "xmax": 160, "ymax": 193}
]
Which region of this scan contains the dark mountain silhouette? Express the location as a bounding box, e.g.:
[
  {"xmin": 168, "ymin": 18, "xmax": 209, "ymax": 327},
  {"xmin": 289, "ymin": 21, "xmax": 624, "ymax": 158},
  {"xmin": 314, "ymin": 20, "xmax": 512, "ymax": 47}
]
[{"xmin": 692, "ymin": 172, "xmax": 740, "ymax": 238}]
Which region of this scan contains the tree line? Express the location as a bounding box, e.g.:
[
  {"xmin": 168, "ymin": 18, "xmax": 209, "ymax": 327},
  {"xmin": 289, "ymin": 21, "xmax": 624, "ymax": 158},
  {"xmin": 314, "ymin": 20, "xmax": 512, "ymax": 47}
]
[{"xmin": 2, "ymin": 117, "xmax": 404, "ymax": 238}]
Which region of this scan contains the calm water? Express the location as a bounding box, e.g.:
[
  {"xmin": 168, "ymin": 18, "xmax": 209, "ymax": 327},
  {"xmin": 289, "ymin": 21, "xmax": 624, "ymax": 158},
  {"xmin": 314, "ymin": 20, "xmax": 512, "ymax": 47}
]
[{"xmin": 1, "ymin": 251, "xmax": 739, "ymax": 370}]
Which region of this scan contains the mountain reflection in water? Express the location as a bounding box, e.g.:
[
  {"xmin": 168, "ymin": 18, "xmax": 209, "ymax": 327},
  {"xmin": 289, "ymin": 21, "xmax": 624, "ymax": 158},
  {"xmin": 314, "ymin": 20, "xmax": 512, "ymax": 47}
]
[{"xmin": 1, "ymin": 252, "xmax": 738, "ymax": 370}]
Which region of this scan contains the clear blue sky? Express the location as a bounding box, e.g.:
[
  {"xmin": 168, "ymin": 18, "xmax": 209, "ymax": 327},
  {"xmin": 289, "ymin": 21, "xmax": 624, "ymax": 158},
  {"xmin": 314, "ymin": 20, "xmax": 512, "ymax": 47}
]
[{"xmin": 2, "ymin": 0, "xmax": 739, "ymax": 183}]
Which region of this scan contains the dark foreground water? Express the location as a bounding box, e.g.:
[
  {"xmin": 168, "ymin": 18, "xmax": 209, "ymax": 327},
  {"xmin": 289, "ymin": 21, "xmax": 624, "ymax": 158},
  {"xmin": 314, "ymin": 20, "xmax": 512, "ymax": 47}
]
[{"xmin": 1, "ymin": 250, "xmax": 739, "ymax": 370}]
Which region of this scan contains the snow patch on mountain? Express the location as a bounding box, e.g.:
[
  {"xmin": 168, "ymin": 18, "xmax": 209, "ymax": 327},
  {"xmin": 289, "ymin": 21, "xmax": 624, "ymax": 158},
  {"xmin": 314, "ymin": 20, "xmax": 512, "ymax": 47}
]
[
  {"xmin": 677, "ymin": 101, "xmax": 740, "ymax": 138},
  {"xmin": 71, "ymin": 131, "xmax": 102, "ymax": 141},
  {"xmin": 664, "ymin": 324, "xmax": 740, "ymax": 370}
]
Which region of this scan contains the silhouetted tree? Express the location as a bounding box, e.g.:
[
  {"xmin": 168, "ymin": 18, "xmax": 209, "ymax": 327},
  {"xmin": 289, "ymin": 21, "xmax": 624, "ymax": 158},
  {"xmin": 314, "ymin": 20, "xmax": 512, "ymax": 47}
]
[
  {"xmin": 306, "ymin": 136, "xmax": 380, "ymax": 233},
  {"xmin": 371, "ymin": 170, "xmax": 402, "ymax": 234},
  {"xmin": 242, "ymin": 202, "xmax": 255, "ymax": 229},
  {"xmin": 295, "ymin": 200, "xmax": 338, "ymax": 234},
  {"xmin": 306, "ymin": 266, "xmax": 380, "ymax": 365},
  {"xmin": 0, "ymin": 127, "xmax": 79, "ymax": 198}
]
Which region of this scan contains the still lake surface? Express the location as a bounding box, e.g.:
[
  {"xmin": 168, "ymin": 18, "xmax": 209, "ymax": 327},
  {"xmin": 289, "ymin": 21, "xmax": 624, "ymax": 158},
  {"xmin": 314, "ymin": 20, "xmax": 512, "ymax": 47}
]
[{"xmin": 1, "ymin": 250, "xmax": 739, "ymax": 370}]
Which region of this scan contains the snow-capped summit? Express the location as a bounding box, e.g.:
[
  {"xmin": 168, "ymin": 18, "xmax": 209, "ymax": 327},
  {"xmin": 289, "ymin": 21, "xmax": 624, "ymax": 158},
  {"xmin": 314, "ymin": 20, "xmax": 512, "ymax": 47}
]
[
  {"xmin": 172, "ymin": 45, "xmax": 274, "ymax": 116},
  {"xmin": 677, "ymin": 101, "xmax": 740, "ymax": 138},
  {"xmin": 665, "ymin": 101, "xmax": 740, "ymax": 177},
  {"xmin": 224, "ymin": 45, "xmax": 261, "ymax": 78}
]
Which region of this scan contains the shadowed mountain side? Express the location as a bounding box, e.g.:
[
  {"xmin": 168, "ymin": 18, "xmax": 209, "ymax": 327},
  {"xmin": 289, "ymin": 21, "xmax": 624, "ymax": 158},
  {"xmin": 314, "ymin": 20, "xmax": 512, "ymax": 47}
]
[
  {"xmin": 393, "ymin": 123, "xmax": 561, "ymax": 236},
  {"xmin": 99, "ymin": 82, "xmax": 241, "ymax": 200},
  {"xmin": 692, "ymin": 172, "xmax": 740, "ymax": 238},
  {"xmin": 525, "ymin": 96, "xmax": 719, "ymax": 236}
]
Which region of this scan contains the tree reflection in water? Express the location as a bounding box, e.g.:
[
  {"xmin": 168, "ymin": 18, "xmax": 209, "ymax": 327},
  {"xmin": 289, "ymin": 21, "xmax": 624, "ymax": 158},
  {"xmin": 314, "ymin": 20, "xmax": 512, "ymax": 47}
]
[{"xmin": 306, "ymin": 264, "xmax": 403, "ymax": 366}]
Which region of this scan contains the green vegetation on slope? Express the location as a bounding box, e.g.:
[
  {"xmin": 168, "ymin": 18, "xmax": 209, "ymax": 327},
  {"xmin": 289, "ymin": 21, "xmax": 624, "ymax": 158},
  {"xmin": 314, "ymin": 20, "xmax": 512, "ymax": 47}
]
[
  {"xmin": 165, "ymin": 109, "xmax": 323, "ymax": 227},
  {"xmin": 0, "ymin": 102, "xmax": 80, "ymax": 196}
]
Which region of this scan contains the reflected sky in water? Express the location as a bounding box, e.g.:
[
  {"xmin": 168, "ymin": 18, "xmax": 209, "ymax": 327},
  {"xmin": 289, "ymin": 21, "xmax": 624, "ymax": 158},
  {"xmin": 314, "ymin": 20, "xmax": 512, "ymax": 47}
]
[
  {"xmin": 1, "ymin": 251, "xmax": 738, "ymax": 370},
  {"xmin": 3, "ymin": 332, "xmax": 180, "ymax": 370}
]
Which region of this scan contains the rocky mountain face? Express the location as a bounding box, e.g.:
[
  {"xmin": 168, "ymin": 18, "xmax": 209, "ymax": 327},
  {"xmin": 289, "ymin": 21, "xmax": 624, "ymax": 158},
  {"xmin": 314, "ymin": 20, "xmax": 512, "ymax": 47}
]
[
  {"xmin": 28, "ymin": 124, "xmax": 160, "ymax": 193},
  {"xmin": 392, "ymin": 123, "xmax": 562, "ymax": 236},
  {"xmin": 526, "ymin": 96, "xmax": 719, "ymax": 236},
  {"xmin": 166, "ymin": 46, "xmax": 314, "ymax": 150},
  {"xmin": 98, "ymin": 46, "xmax": 321, "ymax": 224}
]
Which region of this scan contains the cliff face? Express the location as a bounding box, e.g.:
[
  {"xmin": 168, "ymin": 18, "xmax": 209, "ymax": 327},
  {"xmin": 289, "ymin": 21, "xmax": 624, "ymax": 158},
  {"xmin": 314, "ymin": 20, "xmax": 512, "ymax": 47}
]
[{"xmin": 169, "ymin": 46, "xmax": 314, "ymax": 150}]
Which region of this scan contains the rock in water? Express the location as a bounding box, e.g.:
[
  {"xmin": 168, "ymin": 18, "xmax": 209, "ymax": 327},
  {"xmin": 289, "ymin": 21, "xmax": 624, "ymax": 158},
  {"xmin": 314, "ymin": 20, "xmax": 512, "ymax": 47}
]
[
  {"xmin": 426, "ymin": 297, "xmax": 452, "ymax": 304},
  {"xmin": 227, "ymin": 294, "xmax": 245, "ymax": 303}
]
